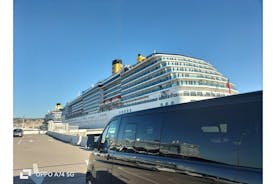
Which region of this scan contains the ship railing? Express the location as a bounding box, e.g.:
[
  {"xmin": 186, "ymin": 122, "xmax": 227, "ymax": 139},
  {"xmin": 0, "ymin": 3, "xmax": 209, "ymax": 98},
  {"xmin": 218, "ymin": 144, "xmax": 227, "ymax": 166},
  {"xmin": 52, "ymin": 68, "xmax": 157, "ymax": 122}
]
[
  {"xmin": 122, "ymin": 58, "xmax": 162, "ymax": 83},
  {"xmin": 121, "ymin": 67, "xmax": 168, "ymax": 90},
  {"xmin": 121, "ymin": 62, "xmax": 163, "ymax": 87}
]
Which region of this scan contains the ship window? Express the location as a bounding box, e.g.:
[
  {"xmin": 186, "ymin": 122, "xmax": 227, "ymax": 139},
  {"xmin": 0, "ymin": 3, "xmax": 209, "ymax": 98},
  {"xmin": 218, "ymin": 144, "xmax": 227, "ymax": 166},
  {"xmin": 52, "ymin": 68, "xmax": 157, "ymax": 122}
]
[
  {"xmin": 197, "ymin": 92, "xmax": 203, "ymax": 96},
  {"xmin": 191, "ymin": 91, "xmax": 196, "ymax": 96}
]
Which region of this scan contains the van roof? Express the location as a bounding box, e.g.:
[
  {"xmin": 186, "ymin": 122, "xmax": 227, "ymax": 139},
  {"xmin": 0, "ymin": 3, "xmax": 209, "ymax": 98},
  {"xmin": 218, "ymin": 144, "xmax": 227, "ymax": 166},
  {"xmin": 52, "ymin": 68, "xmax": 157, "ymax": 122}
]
[{"xmin": 113, "ymin": 91, "xmax": 262, "ymax": 119}]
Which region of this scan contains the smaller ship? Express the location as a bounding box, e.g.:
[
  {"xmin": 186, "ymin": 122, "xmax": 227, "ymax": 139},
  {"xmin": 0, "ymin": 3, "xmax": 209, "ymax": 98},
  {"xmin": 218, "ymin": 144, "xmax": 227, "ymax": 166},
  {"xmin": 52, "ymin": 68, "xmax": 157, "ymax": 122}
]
[{"xmin": 44, "ymin": 103, "xmax": 62, "ymax": 124}]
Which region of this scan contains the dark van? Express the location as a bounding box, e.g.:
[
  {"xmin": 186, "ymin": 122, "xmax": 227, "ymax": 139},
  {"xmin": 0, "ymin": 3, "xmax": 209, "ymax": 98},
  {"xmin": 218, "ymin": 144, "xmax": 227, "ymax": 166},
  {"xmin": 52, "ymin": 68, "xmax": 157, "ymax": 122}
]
[{"xmin": 86, "ymin": 91, "xmax": 262, "ymax": 184}]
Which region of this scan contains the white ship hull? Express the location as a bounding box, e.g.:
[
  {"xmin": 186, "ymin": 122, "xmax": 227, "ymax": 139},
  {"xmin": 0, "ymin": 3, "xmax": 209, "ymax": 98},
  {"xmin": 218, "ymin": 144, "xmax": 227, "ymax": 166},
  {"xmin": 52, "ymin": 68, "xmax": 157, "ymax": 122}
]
[{"xmin": 64, "ymin": 89, "xmax": 213, "ymax": 129}]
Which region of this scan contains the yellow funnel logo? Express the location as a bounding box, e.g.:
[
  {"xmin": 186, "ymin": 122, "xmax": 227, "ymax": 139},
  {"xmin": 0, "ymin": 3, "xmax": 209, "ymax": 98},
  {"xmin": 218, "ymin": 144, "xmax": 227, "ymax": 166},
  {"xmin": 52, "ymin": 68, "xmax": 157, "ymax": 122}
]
[{"xmin": 56, "ymin": 103, "xmax": 62, "ymax": 110}]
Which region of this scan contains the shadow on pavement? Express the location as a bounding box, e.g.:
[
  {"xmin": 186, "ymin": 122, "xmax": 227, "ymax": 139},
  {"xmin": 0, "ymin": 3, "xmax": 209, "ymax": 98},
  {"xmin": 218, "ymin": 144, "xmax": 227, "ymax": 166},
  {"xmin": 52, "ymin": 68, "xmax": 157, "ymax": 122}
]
[{"xmin": 94, "ymin": 171, "xmax": 127, "ymax": 184}]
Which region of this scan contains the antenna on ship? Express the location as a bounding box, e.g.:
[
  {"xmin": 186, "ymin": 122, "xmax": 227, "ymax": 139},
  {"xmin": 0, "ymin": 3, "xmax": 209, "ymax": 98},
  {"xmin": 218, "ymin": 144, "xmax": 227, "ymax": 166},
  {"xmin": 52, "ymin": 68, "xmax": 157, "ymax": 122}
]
[{"xmin": 153, "ymin": 50, "xmax": 157, "ymax": 53}]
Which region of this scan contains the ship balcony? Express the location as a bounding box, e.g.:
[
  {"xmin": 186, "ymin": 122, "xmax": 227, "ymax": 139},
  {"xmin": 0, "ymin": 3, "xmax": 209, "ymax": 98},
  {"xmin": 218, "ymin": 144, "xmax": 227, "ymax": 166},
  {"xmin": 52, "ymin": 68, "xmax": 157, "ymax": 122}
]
[
  {"xmin": 121, "ymin": 78, "xmax": 237, "ymax": 102},
  {"xmin": 121, "ymin": 58, "xmax": 162, "ymax": 83},
  {"xmin": 122, "ymin": 68, "xmax": 170, "ymax": 88},
  {"xmin": 122, "ymin": 65, "xmax": 227, "ymax": 92},
  {"xmin": 122, "ymin": 71, "xmax": 234, "ymax": 98}
]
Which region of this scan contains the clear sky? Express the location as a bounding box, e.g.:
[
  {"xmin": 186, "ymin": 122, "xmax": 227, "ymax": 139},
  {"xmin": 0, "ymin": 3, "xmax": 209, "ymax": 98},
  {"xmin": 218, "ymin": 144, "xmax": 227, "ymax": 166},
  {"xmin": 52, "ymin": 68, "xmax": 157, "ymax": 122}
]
[{"xmin": 14, "ymin": 0, "xmax": 262, "ymax": 118}]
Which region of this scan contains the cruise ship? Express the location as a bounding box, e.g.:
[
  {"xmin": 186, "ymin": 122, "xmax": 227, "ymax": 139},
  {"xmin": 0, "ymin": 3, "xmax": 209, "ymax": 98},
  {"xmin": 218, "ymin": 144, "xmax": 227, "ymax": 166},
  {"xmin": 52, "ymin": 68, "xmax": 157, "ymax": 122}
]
[{"xmin": 62, "ymin": 52, "xmax": 238, "ymax": 129}]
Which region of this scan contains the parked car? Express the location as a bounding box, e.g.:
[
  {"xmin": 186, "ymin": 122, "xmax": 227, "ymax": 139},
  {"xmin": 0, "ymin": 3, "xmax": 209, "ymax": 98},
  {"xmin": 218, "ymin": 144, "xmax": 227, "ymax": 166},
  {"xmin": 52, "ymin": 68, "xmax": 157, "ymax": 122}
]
[
  {"xmin": 13, "ymin": 128, "xmax": 23, "ymax": 137},
  {"xmin": 86, "ymin": 91, "xmax": 262, "ymax": 184}
]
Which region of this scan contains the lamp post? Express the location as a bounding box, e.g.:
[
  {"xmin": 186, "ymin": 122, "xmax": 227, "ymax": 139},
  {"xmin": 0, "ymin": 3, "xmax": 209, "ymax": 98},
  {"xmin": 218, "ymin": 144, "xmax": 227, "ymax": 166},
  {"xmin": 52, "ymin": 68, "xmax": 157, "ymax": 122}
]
[{"xmin": 22, "ymin": 116, "xmax": 25, "ymax": 129}]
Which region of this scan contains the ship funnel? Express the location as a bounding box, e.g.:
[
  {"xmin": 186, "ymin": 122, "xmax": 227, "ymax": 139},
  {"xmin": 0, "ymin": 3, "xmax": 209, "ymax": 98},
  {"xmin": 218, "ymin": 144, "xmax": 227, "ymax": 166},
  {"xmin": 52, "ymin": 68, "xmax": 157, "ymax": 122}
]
[
  {"xmin": 56, "ymin": 103, "xmax": 62, "ymax": 110},
  {"xmin": 112, "ymin": 59, "xmax": 123, "ymax": 74},
  {"xmin": 137, "ymin": 53, "xmax": 146, "ymax": 63}
]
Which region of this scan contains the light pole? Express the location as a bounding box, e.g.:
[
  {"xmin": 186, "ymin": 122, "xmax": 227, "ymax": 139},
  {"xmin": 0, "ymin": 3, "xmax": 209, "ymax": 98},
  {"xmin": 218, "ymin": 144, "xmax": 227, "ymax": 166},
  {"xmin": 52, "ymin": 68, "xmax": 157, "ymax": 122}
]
[{"xmin": 22, "ymin": 116, "xmax": 25, "ymax": 129}]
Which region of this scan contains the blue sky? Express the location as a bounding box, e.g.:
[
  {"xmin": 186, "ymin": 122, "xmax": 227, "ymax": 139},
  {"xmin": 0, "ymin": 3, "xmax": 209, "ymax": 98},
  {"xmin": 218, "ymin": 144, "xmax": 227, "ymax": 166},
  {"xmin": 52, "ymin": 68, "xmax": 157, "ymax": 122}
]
[{"xmin": 14, "ymin": 0, "xmax": 262, "ymax": 118}]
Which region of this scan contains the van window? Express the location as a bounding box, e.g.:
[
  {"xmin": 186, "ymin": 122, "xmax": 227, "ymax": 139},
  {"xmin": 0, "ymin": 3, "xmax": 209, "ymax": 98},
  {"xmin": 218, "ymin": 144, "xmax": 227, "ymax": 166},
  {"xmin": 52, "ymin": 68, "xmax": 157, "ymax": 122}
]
[
  {"xmin": 116, "ymin": 123, "xmax": 137, "ymax": 153},
  {"xmin": 101, "ymin": 125, "xmax": 110, "ymax": 144},
  {"xmin": 160, "ymin": 101, "xmax": 262, "ymax": 169},
  {"xmin": 101, "ymin": 119, "xmax": 119, "ymax": 150},
  {"xmin": 123, "ymin": 123, "xmax": 137, "ymax": 147},
  {"xmin": 117, "ymin": 114, "xmax": 162, "ymax": 155}
]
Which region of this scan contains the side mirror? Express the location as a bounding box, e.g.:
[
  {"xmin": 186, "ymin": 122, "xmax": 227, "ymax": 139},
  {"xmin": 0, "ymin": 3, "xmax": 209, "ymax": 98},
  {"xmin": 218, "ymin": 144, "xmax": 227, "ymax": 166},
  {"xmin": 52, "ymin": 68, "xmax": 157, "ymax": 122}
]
[
  {"xmin": 87, "ymin": 135, "xmax": 95, "ymax": 150},
  {"xmin": 98, "ymin": 137, "xmax": 110, "ymax": 153},
  {"xmin": 94, "ymin": 140, "xmax": 100, "ymax": 150},
  {"xmin": 95, "ymin": 135, "xmax": 102, "ymax": 150}
]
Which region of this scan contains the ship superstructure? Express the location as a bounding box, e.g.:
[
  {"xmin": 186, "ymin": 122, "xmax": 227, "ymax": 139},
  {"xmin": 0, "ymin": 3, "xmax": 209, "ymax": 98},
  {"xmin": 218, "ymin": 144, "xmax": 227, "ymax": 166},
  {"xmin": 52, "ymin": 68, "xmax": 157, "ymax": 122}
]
[{"xmin": 62, "ymin": 53, "xmax": 238, "ymax": 129}]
